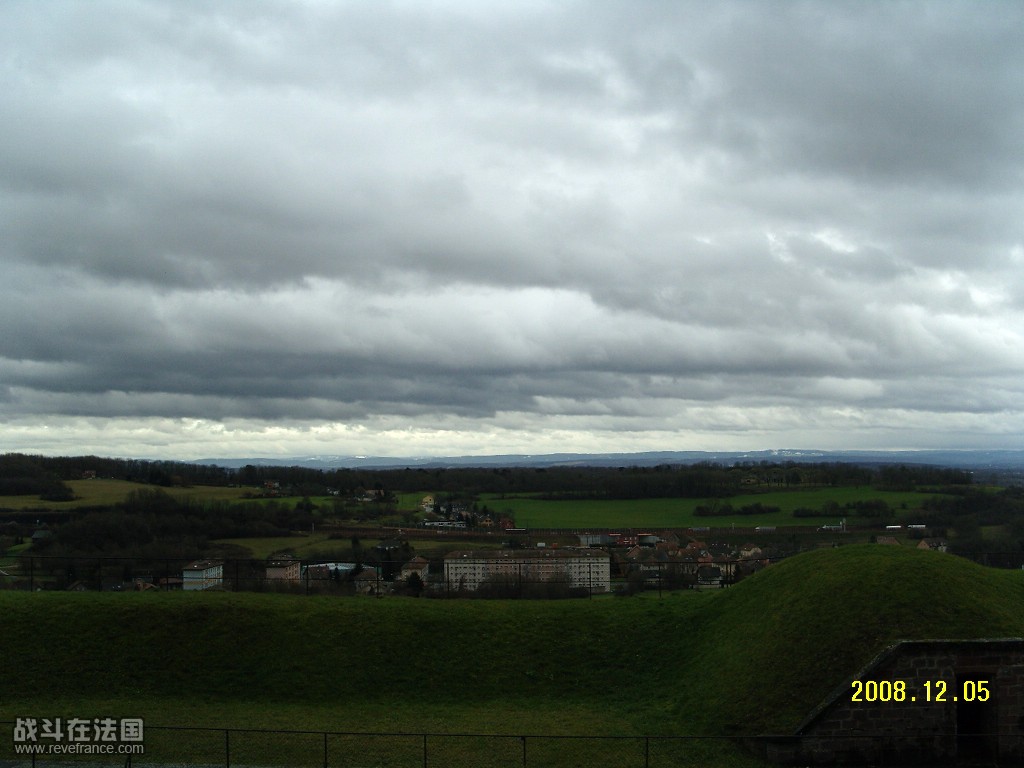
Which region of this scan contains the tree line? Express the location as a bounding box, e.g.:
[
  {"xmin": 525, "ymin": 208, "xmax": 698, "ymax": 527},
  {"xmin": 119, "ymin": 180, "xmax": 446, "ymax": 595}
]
[
  {"xmin": 26, "ymin": 489, "xmax": 315, "ymax": 560},
  {"xmin": 0, "ymin": 453, "xmax": 975, "ymax": 504}
]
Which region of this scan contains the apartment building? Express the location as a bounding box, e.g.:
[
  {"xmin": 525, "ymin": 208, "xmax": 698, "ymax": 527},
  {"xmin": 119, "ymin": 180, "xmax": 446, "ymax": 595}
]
[
  {"xmin": 443, "ymin": 548, "xmax": 610, "ymax": 594},
  {"xmin": 182, "ymin": 559, "xmax": 224, "ymax": 591}
]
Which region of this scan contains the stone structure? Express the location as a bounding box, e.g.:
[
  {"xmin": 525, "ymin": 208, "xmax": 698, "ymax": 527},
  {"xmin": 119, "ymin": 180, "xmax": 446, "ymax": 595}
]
[{"xmin": 764, "ymin": 639, "xmax": 1024, "ymax": 765}]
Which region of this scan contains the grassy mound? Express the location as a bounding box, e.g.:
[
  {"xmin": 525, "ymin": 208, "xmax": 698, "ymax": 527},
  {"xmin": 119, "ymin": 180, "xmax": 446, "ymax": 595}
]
[
  {"xmin": 2, "ymin": 545, "xmax": 1022, "ymax": 735},
  {"xmin": 676, "ymin": 544, "xmax": 1024, "ymax": 732}
]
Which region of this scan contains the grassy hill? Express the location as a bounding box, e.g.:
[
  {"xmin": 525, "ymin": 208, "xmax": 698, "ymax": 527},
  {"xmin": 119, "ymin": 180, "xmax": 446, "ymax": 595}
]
[
  {"xmin": 675, "ymin": 544, "xmax": 1024, "ymax": 731},
  {"xmin": 2, "ymin": 545, "xmax": 1022, "ymax": 738}
]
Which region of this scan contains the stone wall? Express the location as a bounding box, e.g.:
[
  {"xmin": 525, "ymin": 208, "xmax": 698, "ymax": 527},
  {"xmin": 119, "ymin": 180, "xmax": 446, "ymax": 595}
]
[{"xmin": 764, "ymin": 639, "xmax": 1024, "ymax": 765}]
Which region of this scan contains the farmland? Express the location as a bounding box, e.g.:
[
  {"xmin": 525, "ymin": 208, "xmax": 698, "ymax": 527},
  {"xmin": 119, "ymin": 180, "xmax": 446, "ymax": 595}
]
[
  {"xmin": 0, "ymin": 466, "xmax": 978, "ymax": 569},
  {"xmin": 5, "ymin": 452, "xmax": 1018, "ymax": 584},
  {"xmin": 0, "ymin": 477, "xmax": 253, "ymax": 510},
  {"xmin": 481, "ymin": 487, "xmax": 935, "ymax": 529},
  {"xmin": 2, "ymin": 477, "xmax": 938, "ymax": 530}
]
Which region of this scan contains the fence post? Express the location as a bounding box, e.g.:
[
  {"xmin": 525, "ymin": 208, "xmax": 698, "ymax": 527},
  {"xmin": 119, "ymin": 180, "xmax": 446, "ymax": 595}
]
[
  {"xmin": 225, "ymin": 729, "xmax": 230, "ymax": 768},
  {"xmin": 323, "ymin": 731, "xmax": 328, "ymax": 768},
  {"xmin": 521, "ymin": 735, "xmax": 527, "ymax": 768},
  {"xmin": 422, "ymin": 733, "xmax": 428, "ymax": 768},
  {"xmin": 29, "ymin": 556, "xmax": 34, "ymax": 591},
  {"xmin": 645, "ymin": 736, "xmax": 650, "ymax": 768}
]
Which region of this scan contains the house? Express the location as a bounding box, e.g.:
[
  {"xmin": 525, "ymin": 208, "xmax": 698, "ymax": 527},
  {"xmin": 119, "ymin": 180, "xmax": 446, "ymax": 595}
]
[
  {"xmin": 738, "ymin": 543, "xmax": 763, "ymax": 560},
  {"xmin": 444, "ymin": 548, "xmax": 611, "ymax": 594},
  {"xmin": 266, "ymin": 556, "xmax": 301, "ymax": 582},
  {"xmin": 658, "ymin": 531, "xmax": 681, "ymax": 548},
  {"xmin": 353, "ymin": 567, "xmax": 382, "ymax": 595},
  {"xmin": 917, "ymin": 538, "xmax": 948, "ymax": 553},
  {"xmin": 398, "ymin": 556, "xmax": 430, "ymax": 583},
  {"xmin": 622, "ymin": 541, "xmax": 707, "ymax": 587},
  {"xmin": 182, "ymin": 560, "xmax": 223, "ymax": 591},
  {"xmin": 631, "ymin": 549, "xmax": 669, "ymax": 586},
  {"xmin": 30, "ymin": 529, "xmax": 53, "ymax": 544},
  {"xmin": 707, "ymin": 542, "xmax": 733, "ymax": 558},
  {"xmin": 875, "ymin": 536, "xmax": 900, "ymax": 546},
  {"xmin": 624, "ymin": 544, "xmax": 648, "ymax": 561}
]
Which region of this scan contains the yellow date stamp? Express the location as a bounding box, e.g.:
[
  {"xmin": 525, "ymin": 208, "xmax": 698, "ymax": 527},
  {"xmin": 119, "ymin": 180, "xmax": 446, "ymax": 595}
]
[{"xmin": 851, "ymin": 679, "xmax": 990, "ymax": 703}]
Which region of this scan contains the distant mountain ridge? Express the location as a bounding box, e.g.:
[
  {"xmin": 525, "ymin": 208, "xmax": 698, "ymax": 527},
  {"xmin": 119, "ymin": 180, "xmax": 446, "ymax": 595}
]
[{"xmin": 198, "ymin": 448, "xmax": 1024, "ymax": 471}]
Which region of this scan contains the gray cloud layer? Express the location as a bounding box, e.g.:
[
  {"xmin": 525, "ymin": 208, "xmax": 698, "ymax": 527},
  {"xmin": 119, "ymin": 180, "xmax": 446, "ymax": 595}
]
[{"xmin": 2, "ymin": 1, "xmax": 1024, "ymax": 458}]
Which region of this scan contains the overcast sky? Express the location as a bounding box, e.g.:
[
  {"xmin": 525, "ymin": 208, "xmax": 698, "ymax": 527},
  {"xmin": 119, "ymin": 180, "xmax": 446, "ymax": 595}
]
[{"xmin": 2, "ymin": 1, "xmax": 1024, "ymax": 460}]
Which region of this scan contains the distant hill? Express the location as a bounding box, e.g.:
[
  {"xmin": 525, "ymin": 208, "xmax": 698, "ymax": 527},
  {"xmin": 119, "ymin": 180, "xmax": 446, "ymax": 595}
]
[
  {"xmin": 3, "ymin": 545, "xmax": 1023, "ymax": 735},
  {"xmin": 200, "ymin": 448, "xmax": 1024, "ymax": 472}
]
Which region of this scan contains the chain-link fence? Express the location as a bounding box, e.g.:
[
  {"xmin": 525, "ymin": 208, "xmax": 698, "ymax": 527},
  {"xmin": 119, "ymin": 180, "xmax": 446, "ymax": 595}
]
[
  {"xmin": 4, "ymin": 723, "xmax": 1016, "ymax": 768},
  {"xmin": 0, "ymin": 723, "xmax": 769, "ymax": 768}
]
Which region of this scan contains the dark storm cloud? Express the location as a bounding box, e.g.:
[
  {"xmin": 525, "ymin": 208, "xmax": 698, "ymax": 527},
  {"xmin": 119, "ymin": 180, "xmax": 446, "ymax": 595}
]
[{"xmin": 1, "ymin": 0, "xmax": 1023, "ymax": 457}]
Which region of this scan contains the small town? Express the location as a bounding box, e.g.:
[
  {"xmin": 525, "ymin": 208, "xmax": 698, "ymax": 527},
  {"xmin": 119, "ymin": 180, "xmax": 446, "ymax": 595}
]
[{"xmin": 3, "ymin": 2, "xmax": 1022, "ymax": 762}]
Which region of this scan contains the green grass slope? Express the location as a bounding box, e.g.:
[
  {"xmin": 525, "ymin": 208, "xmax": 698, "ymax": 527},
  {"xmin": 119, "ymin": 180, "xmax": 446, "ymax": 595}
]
[
  {"xmin": 2, "ymin": 546, "xmax": 1022, "ymax": 736},
  {"xmin": 680, "ymin": 544, "xmax": 1024, "ymax": 732}
]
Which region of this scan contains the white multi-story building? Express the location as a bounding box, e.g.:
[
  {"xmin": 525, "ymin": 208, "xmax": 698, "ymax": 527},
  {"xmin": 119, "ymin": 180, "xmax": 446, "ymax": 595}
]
[
  {"xmin": 266, "ymin": 557, "xmax": 301, "ymax": 582},
  {"xmin": 182, "ymin": 560, "xmax": 224, "ymax": 591},
  {"xmin": 444, "ymin": 548, "xmax": 610, "ymax": 594}
]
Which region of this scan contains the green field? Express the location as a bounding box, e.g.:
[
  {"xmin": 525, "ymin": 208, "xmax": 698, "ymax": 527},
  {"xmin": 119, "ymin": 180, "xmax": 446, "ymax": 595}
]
[
  {"xmin": 1, "ymin": 479, "xmax": 940, "ymax": 533},
  {"xmin": 485, "ymin": 487, "xmax": 936, "ymax": 529},
  {"xmin": 0, "ymin": 479, "xmax": 427, "ymax": 515},
  {"xmin": 0, "ymin": 478, "xmax": 256, "ymax": 510},
  {"xmin": 3, "ymin": 544, "xmax": 1023, "ymax": 750}
]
